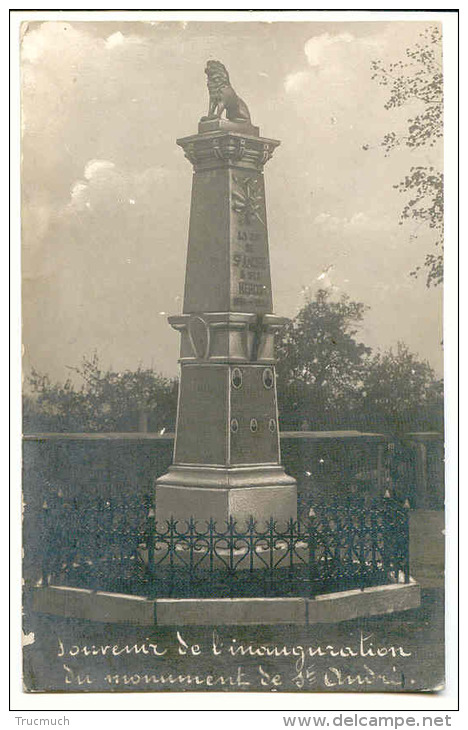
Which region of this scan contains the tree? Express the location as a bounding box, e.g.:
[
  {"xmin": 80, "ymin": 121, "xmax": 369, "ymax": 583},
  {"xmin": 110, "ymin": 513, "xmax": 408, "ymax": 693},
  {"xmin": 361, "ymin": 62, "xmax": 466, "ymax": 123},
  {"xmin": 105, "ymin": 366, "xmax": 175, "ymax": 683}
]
[
  {"xmin": 369, "ymin": 25, "xmax": 443, "ymax": 286},
  {"xmin": 24, "ymin": 354, "xmax": 178, "ymax": 433},
  {"xmin": 360, "ymin": 342, "xmax": 443, "ymax": 434},
  {"xmin": 275, "ymin": 290, "xmax": 443, "ymax": 433},
  {"xmin": 275, "ymin": 289, "xmax": 371, "ymax": 428}
]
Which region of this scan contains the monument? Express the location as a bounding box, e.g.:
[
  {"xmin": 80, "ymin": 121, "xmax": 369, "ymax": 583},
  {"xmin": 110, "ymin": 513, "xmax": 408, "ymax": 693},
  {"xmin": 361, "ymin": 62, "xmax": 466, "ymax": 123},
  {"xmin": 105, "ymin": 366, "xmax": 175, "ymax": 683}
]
[{"xmin": 155, "ymin": 61, "xmax": 297, "ymax": 525}]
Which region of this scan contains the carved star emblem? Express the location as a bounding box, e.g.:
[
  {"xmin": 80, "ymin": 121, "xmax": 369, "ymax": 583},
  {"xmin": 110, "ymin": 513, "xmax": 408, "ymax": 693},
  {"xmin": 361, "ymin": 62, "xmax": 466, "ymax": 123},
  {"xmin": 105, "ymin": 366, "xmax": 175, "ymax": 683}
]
[{"xmin": 232, "ymin": 176, "xmax": 265, "ymax": 226}]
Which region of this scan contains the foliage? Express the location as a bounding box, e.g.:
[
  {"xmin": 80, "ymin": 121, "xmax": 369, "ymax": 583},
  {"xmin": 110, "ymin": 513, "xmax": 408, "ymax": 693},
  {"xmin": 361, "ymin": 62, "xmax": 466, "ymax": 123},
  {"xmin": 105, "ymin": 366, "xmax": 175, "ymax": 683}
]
[
  {"xmin": 371, "ymin": 26, "xmax": 443, "ymax": 153},
  {"xmin": 394, "ymin": 167, "xmax": 443, "ymax": 286},
  {"xmin": 24, "ymin": 354, "xmax": 178, "ymax": 433},
  {"xmin": 275, "ymin": 291, "xmax": 443, "ymax": 434},
  {"xmin": 369, "ymin": 25, "xmax": 443, "ymax": 286},
  {"xmin": 359, "ymin": 342, "xmax": 443, "ymax": 434},
  {"xmin": 276, "ymin": 289, "xmax": 371, "ymax": 428}
]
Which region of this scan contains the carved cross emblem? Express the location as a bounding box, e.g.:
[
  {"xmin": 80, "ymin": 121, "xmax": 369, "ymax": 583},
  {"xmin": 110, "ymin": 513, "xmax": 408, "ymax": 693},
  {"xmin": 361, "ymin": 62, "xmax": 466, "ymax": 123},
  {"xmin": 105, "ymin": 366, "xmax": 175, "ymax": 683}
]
[{"xmin": 232, "ymin": 176, "xmax": 265, "ymax": 226}]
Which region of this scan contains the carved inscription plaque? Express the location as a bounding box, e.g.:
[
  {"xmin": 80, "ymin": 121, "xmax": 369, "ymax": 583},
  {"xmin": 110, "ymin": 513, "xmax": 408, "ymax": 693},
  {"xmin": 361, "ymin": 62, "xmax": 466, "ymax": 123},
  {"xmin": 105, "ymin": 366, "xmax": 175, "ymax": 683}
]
[{"xmin": 230, "ymin": 172, "xmax": 273, "ymax": 313}]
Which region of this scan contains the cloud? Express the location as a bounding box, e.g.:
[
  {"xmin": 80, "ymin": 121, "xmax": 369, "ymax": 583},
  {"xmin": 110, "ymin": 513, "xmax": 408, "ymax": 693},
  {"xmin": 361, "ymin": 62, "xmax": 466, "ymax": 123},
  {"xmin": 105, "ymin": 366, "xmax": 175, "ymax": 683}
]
[
  {"xmin": 84, "ymin": 159, "xmax": 116, "ymax": 180},
  {"xmin": 105, "ymin": 32, "xmax": 125, "ymax": 50},
  {"xmin": 281, "ymin": 27, "xmax": 397, "ymax": 143},
  {"xmin": 283, "ymin": 24, "xmax": 421, "ymax": 105},
  {"xmin": 278, "ymin": 21, "xmax": 440, "ymax": 175},
  {"xmin": 69, "ymin": 181, "xmax": 90, "ymax": 210},
  {"xmin": 69, "ymin": 159, "xmax": 121, "ymax": 211},
  {"xmin": 314, "ymin": 212, "xmax": 342, "ymax": 230},
  {"xmin": 68, "ymin": 159, "xmax": 170, "ymax": 212},
  {"xmin": 348, "ymin": 212, "xmax": 369, "ymax": 227},
  {"xmin": 284, "ymin": 29, "xmax": 376, "ymax": 100},
  {"xmin": 21, "ymin": 21, "xmax": 77, "ymax": 64},
  {"xmin": 21, "ymin": 23, "xmax": 106, "ymax": 139},
  {"xmin": 105, "ymin": 30, "xmax": 146, "ymax": 50},
  {"xmin": 21, "ymin": 22, "xmax": 145, "ymax": 64},
  {"xmin": 304, "ymin": 32, "xmax": 354, "ymax": 67},
  {"xmin": 313, "ymin": 211, "xmax": 374, "ymax": 232},
  {"xmin": 284, "ymin": 70, "xmax": 309, "ymax": 93}
]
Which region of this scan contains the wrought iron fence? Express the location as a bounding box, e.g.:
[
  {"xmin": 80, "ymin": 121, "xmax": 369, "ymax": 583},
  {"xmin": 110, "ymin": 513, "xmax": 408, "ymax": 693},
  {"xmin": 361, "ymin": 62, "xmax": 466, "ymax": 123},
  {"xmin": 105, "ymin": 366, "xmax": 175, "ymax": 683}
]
[
  {"xmin": 34, "ymin": 491, "xmax": 409, "ymax": 599},
  {"xmin": 37, "ymin": 492, "xmax": 149, "ymax": 596}
]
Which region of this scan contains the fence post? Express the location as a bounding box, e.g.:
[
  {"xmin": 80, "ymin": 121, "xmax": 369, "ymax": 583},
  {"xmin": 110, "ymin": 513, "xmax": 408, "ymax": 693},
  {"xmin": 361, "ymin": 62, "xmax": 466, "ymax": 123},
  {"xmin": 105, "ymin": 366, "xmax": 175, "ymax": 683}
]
[
  {"xmin": 247, "ymin": 516, "xmax": 256, "ymax": 574},
  {"xmin": 402, "ymin": 500, "xmax": 411, "ymax": 583},
  {"xmin": 359, "ymin": 509, "xmax": 367, "ymax": 591},
  {"xmin": 188, "ymin": 517, "xmax": 196, "ymax": 593},
  {"xmin": 382, "ymin": 490, "xmax": 392, "ymax": 581},
  {"xmin": 147, "ymin": 503, "xmax": 155, "ymax": 572},
  {"xmin": 41, "ymin": 498, "xmax": 50, "ymax": 587},
  {"xmin": 267, "ymin": 517, "xmax": 275, "ymax": 594},
  {"xmin": 307, "ymin": 508, "xmax": 317, "ymax": 598},
  {"xmin": 207, "ymin": 518, "xmax": 216, "ymax": 597}
]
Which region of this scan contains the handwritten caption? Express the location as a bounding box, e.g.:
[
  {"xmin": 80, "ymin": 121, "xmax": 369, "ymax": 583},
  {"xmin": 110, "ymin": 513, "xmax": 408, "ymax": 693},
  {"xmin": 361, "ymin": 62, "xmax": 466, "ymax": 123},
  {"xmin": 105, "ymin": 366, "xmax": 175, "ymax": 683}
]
[{"xmin": 56, "ymin": 630, "xmax": 414, "ymax": 690}]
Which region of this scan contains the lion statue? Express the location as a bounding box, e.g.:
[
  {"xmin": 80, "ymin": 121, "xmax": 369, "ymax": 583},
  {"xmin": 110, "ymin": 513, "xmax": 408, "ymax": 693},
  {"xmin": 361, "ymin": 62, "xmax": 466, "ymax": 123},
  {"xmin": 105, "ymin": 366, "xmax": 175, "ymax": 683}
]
[{"xmin": 201, "ymin": 60, "xmax": 251, "ymax": 123}]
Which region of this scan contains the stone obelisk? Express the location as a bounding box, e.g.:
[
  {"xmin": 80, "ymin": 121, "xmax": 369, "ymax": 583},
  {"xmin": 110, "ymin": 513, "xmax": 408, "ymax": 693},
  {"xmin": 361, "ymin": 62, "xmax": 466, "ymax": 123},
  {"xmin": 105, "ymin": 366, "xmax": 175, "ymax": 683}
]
[{"xmin": 155, "ymin": 61, "xmax": 297, "ymax": 525}]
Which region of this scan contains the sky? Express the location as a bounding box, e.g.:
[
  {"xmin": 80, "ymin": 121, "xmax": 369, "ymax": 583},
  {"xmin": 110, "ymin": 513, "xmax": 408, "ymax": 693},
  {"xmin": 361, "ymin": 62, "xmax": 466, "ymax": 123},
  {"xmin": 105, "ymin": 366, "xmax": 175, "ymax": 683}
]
[{"xmin": 21, "ymin": 19, "xmax": 444, "ymax": 384}]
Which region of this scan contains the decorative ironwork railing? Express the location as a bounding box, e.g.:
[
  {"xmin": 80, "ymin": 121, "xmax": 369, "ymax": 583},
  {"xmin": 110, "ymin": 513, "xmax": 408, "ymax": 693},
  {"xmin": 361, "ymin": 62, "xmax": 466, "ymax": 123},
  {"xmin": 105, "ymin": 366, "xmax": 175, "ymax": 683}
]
[
  {"xmin": 36, "ymin": 492, "xmax": 149, "ymax": 595},
  {"xmin": 33, "ymin": 492, "xmax": 410, "ymax": 599}
]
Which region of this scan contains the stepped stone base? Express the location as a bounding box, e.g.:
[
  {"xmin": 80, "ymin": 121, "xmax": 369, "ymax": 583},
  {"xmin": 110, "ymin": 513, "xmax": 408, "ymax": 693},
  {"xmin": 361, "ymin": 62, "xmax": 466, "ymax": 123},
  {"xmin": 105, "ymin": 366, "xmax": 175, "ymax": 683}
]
[
  {"xmin": 156, "ymin": 465, "xmax": 297, "ymax": 526},
  {"xmin": 32, "ymin": 580, "xmax": 420, "ymax": 626}
]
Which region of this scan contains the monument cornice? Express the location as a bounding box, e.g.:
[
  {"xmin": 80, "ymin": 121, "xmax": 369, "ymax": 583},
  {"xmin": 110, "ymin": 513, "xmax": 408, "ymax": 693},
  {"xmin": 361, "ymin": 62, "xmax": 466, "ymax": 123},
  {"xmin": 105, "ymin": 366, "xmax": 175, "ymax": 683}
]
[
  {"xmin": 177, "ymin": 131, "xmax": 281, "ymax": 172},
  {"xmin": 168, "ymin": 312, "xmax": 288, "ymax": 364}
]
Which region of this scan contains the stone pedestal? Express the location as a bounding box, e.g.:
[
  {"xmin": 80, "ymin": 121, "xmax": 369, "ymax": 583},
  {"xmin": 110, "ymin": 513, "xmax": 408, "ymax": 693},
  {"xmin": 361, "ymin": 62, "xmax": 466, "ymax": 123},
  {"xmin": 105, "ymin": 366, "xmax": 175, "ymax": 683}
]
[{"xmin": 155, "ymin": 119, "xmax": 297, "ymax": 526}]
